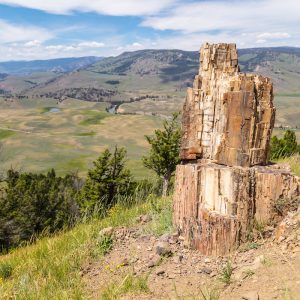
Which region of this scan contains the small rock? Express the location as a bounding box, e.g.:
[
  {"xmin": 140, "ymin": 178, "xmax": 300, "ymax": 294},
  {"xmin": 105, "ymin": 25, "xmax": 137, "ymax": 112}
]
[
  {"xmin": 200, "ymin": 267, "xmax": 212, "ymax": 275},
  {"xmin": 130, "ymin": 257, "xmax": 139, "ymax": 264},
  {"xmin": 241, "ymin": 291, "xmax": 259, "ymax": 300},
  {"xmin": 210, "ymin": 271, "xmax": 217, "ymax": 278},
  {"xmin": 147, "ymin": 260, "xmax": 155, "ymax": 268},
  {"xmin": 141, "ymin": 214, "xmax": 152, "ymax": 223},
  {"xmin": 173, "ymin": 254, "xmax": 184, "ymax": 264},
  {"xmin": 159, "ymin": 233, "xmax": 171, "ymax": 242},
  {"xmin": 156, "ymin": 269, "xmax": 165, "ymax": 276},
  {"xmin": 178, "ymin": 236, "xmax": 185, "ymax": 242},
  {"xmin": 183, "ymin": 240, "xmax": 190, "ymax": 248},
  {"xmin": 204, "ymin": 258, "xmax": 211, "ymax": 263},
  {"xmin": 168, "ymin": 273, "xmax": 176, "ymax": 279},
  {"xmin": 252, "ymin": 255, "xmax": 264, "ymax": 269},
  {"xmin": 171, "ymin": 232, "xmax": 179, "ymax": 239},
  {"xmin": 99, "ymin": 227, "xmax": 113, "ymax": 237},
  {"xmin": 147, "ymin": 255, "xmax": 161, "ymax": 267},
  {"xmin": 156, "ymin": 241, "xmax": 172, "ymax": 257}
]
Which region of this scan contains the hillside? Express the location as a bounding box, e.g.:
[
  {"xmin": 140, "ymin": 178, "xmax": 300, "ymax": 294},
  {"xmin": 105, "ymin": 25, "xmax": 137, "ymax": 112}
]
[
  {"xmin": 0, "ymin": 56, "xmax": 102, "ymax": 75},
  {"xmin": 1, "ymin": 47, "xmax": 299, "ymax": 127},
  {"xmin": 21, "ymin": 47, "xmax": 300, "ymax": 94},
  {"xmin": 1, "ymin": 192, "xmax": 299, "ymax": 299}
]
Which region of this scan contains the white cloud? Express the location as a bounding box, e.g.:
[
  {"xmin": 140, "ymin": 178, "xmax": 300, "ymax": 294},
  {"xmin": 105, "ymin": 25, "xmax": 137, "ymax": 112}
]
[
  {"xmin": 0, "ymin": 0, "xmax": 176, "ymax": 16},
  {"xmin": 78, "ymin": 41, "xmax": 105, "ymax": 48},
  {"xmin": 257, "ymin": 32, "xmax": 291, "ymax": 39},
  {"xmin": 132, "ymin": 42, "xmax": 142, "ymax": 47},
  {"xmin": 24, "ymin": 40, "xmax": 42, "ymax": 47},
  {"xmin": 0, "ymin": 41, "xmax": 108, "ymax": 61},
  {"xmin": 142, "ymin": 0, "xmax": 299, "ymax": 34},
  {"xmin": 256, "ymin": 39, "xmax": 267, "ymax": 44},
  {"xmin": 138, "ymin": 0, "xmax": 300, "ymax": 49},
  {"xmin": 0, "ymin": 19, "xmax": 53, "ymax": 43}
]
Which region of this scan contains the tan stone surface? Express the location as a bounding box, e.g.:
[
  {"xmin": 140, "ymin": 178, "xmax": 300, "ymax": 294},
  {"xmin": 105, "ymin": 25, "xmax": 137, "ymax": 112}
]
[
  {"xmin": 174, "ymin": 42, "xmax": 299, "ymax": 256},
  {"xmin": 173, "ymin": 162, "xmax": 300, "ymax": 255},
  {"xmin": 180, "ymin": 43, "xmax": 275, "ymax": 167}
]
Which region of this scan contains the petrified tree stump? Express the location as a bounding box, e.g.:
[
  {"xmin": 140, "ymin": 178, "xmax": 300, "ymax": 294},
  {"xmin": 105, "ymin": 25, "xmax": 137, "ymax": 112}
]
[{"xmin": 173, "ymin": 43, "xmax": 300, "ymax": 256}]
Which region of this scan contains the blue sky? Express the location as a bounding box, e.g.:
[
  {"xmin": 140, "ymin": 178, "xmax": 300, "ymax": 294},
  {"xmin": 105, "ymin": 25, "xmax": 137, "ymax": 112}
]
[{"xmin": 0, "ymin": 0, "xmax": 299, "ymax": 61}]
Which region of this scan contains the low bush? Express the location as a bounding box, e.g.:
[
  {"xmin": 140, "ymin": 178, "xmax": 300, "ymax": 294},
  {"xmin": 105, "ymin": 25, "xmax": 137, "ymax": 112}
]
[{"xmin": 270, "ymin": 130, "xmax": 300, "ymax": 160}]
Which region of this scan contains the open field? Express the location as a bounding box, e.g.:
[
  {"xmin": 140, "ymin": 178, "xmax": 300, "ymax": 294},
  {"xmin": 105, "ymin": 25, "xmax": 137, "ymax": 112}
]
[
  {"xmin": 0, "ymin": 98, "xmax": 163, "ymax": 178},
  {"xmin": 0, "ymin": 94, "xmax": 298, "ymax": 179}
]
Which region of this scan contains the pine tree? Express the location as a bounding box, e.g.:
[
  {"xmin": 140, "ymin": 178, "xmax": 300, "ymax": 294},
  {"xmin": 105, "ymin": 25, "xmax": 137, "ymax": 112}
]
[
  {"xmin": 270, "ymin": 130, "xmax": 300, "ymax": 159},
  {"xmin": 143, "ymin": 113, "xmax": 181, "ymax": 196},
  {"xmin": 79, "ymin": 146, "xmax": 133, "ymax": 214}
]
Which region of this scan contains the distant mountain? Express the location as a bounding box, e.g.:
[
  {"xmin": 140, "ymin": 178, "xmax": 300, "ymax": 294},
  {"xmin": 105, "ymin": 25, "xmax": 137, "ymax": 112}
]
[
  {"xmin": 0, "ymin": 73, "xmax": 8, "ymax": 80},
  {"xmin": 87, "ymin": 47, "xmax": 300, "ymax": 93},
  {"xmin": 1, "ymin": 47, "xmax": 300, "ymax": 96},
  {"xmin": 87, "ymin": 49, "xmax": 199, "ymax": 85},
  {"xmin": 0, "ymin": 56, "xmax": 102, "ymax": 75},
  {"xmin": 0, "ymin": 46, "xmax": 299, "ymax": 127}
]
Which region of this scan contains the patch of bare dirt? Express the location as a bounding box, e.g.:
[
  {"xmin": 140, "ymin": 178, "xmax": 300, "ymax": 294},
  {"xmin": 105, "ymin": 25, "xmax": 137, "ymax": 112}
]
[{"xmin": 82, "ymin": 210, "xmax": 300, "ymax": 300}]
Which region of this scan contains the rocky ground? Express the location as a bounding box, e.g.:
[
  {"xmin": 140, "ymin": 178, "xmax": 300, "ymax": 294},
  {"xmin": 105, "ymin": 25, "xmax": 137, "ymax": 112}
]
[{"xmin": 82, "ymin": 208, "xmax": 300, "ymax": 300}]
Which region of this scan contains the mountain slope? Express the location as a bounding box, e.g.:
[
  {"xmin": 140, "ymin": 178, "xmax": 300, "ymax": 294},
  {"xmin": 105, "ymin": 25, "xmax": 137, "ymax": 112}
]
[
  {"xmin": 0, "ymin": 47, "xmax": 299, "ymax": 127},
  {"xmin": 21, "ymin": 47, "xmax": 300, "ymax": 96},
  {"xmin": 0, "ymin": 56, "xmax": 102, "ymax": 75}
]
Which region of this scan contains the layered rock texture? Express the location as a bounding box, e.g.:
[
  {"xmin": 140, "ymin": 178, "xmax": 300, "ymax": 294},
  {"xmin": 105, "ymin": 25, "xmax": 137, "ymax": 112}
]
[
  {"xmin": 180, "ymin": 43, "xmax": 275, "ymax": 167},
  {"xmin": 173, "ymin": 43, "xmax": 300, "ymax": 256}
]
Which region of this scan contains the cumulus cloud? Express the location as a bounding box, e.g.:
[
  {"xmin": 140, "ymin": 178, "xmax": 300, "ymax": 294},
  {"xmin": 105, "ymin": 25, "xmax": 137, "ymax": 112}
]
[
  {"xmin": 24, "ymin": 40, "xmax": 42, "ymax": 47},
  {"xmin": 0, "ymin": 19, "xmax": 53, "ymax": 43},
  {"xmin": 132, "ymin": 42, "xmax": 143, "ymax": 47},
  {"xmin": 142, "ymin": 0, "xmax": 299, "ymax": 34},
  {"xmin": 78, "ymin": 41, "xmax": 105, "ymax": 48},
  {"xmin": 138, "ymin": 0, "xmax": 299, "ymax": 49},
  {"xmin": 0, "ymin": 0, "xmax": 176, "ymax": 16},
  {"xmin": 0, "ymin": 0, "xmax": 299, "ymax": 60},
  {"xmin": 0, "ymin": 40, "xmax": 108, "ymax": 61}
]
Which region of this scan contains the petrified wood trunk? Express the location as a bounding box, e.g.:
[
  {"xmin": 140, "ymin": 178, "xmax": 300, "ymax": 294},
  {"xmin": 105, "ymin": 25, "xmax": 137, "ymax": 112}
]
[
  {"xmin": 180, "ymin": 43, "xmax": 275, "ymax": 167},
  {"xmin": 173, "ymin": 163, "xmax": 300, "ymax": 256},
  {"xmin": 173, "ymin": 42, "xmax": 300, "ymax": 256}
]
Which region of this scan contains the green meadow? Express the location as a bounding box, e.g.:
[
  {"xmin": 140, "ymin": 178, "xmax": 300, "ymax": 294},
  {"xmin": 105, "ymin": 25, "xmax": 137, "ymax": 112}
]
[
  {"xmin": 0, "ymin": 95, "xmax": 298, "ymax": 179},
  {"xmin": 0, "ymin": 98, "xmax": 162, "ymax": 179}
]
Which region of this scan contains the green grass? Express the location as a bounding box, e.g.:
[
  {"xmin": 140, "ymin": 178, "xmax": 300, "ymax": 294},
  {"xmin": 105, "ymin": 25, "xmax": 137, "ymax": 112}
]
[
  {"xmin": 275, "ymin": 155, "xmax": 300, "ymax": 176},
  {"xmin": 96, "ymin": 235, "xmax": 113, "ymax": 256},
  {"xmin": 79, "ymin": 111, "xmax": 110, "ymax": 126},
  {"xmin": 100, "ymin": 273, "xmax": 149, "ymax": 300},
  {"xmin": 38, "ymin": 106, "xmax": 58, "ymax": 113},
  {"xmin": 0, "ymin": 129, "xmax": 16, "ymax": 140},
  {"xmin": 0, "ymin": 196, "xmax": 172, "ymax": 299},
  {"xmin": 75, "ymin": 131, "xmax": 96, "ymax": 137},
  {"xmin": 199, "ymin": 287, "xmax": 220, "ymax": 300},
  {"xmin": 0, "ymin": 98, "xmax": 162, "ymax": 179},
  {"xmin": 218, "ymin": 261, "xmax": 233, "ymax": 285},
  {"xmin": 0, "ymin": 262, "xmax": 13, "ymax": 280}
]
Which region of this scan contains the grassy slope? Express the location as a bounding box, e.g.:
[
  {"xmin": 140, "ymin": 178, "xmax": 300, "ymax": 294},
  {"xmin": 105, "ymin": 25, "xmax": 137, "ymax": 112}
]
[{"xmin": 0, "ymin": 197, "xmax": 172, "ymax": 299}]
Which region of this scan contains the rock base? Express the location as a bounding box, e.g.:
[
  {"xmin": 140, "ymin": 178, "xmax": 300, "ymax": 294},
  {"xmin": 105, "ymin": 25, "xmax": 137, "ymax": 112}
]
[{"xmin": 173, "ymin": 161, "xmax": 300, "ymax": 256}]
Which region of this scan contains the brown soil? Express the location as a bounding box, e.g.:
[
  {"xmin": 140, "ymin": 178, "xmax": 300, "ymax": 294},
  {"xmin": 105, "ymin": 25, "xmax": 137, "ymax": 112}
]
[{"xmin": 82, "ymin": 211, "xmax": 300, "ymax": 300}]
